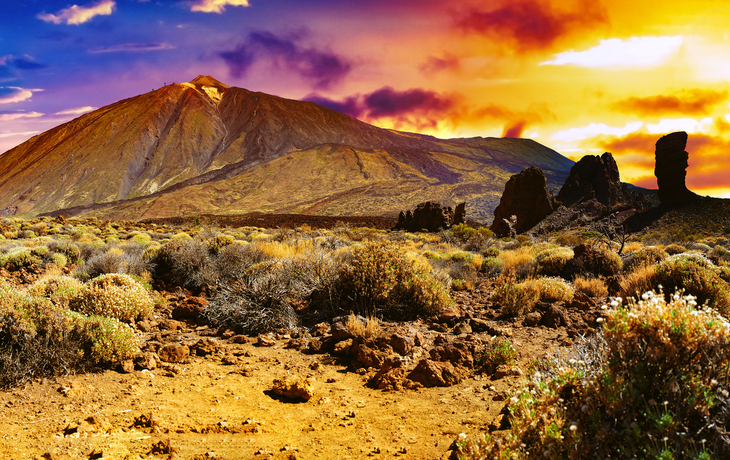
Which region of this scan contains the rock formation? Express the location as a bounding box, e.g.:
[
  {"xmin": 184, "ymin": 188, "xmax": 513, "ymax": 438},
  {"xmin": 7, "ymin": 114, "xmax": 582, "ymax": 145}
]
[
  {"xmin": 557, "ymin": 152, "xmax": 637, "ymax": 207},
  {"xmin": 655, "ymin": 131, "xmax": 696, "ymax": 205},
  {"xmin": 490, "ymin": 166, "xmax": 556, "ymax": 236},
  {"xmin": 393, "ymin": 201, "xmax": 466, "ymax": 232}
]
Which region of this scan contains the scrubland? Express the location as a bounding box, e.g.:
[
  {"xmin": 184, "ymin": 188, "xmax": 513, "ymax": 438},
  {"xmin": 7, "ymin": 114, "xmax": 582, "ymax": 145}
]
[{"xmin": 2, "ymin": 215, "xmax": 730, "ymax": 458}]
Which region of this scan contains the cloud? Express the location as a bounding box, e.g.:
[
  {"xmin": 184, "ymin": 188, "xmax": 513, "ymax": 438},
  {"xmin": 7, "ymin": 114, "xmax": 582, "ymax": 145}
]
[
  {"xmin": 88, "ymin": 43, "xmax": 175, "ymax": 53},
  {"xmin": 552, "ymin": 121, "xmax": 644, "ymax": 142},
  {"xmin": 55, "ymin": 106, "xmax": 95, "ymax": 116},
  {"xmin": 612, "ymin": 89, "xmax": 728, "ymax": 117},
  {"xmin": 38, "ymin": 0, "xmax": 115, "ymax": 25},
  {"xmin": 0, "ymin": 112, "xmax": 44, "ymax": 122},
  {"xmin": 646, "ymin": 117, "xmax": 713, "ymax": 134},
  {"xmin": 190, "ymin": 0, "xmax": 250, "ymax": 13},
  {"xmin": 502, "ymin": 120, "xmax": 528, "ymax": 138},
  {"xmin": 419, "ymin": 54, "xmax": 461, "ymax": 76},
  {"xmin": 0, "ymin": 87, "xmax": 42, "ymax": 104},
  {"xmin": 219, "ymin": 31, "xmax": 351, "ymax": 89},
  {"xmin": 541, "ymin": 36, "xmax": 683, "ymax": 67},
  {"xmin": 304, "ymin": 87, "xmax": 543, "ymax": 135},
  {"xmin": 0, "ymin": 131, "xmax": 41, "ymax": 139},
  {"xmin": 457, "ymin": 0, "xmax": 608, "ymax": 52},
  {"xmin": 584, "ymin": 130, "xmax": 730, "ymax": 192}
]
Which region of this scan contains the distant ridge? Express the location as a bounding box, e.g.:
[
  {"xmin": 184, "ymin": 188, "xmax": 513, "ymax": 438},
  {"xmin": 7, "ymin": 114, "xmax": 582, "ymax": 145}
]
[{"xmin": 0, "ymin": 76, "xmax": 574, "ymax": 222}]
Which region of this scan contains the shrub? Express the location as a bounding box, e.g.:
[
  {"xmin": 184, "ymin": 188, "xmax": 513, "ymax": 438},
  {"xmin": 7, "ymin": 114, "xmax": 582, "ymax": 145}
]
[
  {"xmin": 573, "ymin": 275, "xmax": 608, "ymax": 298},
  {"xmin": 490, "ymin": 275, "xmax": 540, "ymax": 317},
  {"xmin": 654, "ymin": 253, "xmax": 730, "ymax": 314},
  {"xmin": 457, "ymin": 291, "xmax": 730, "ymax": 459},
  {"xmin": 26, "ymin": 274, "xmax": 84, "ymax": 307},
  {"xmin": 204, "ymin": 261, "xmax": 298, "ymax": 335},
  {"xmin": 344, "ymin": 313, "xmax": 381, "ymax": 339},
  {"xmin": 619, "ymin": 262, "xmax": 658, "ymax": 301},
  {"xmin": 66, "ymin": 312, "xmax": 139, "ymax": 364},
  {"xmin": 664, "ymin": 243, "xmax": 686, "ymax": 255},
  {"xmin": 480, "ymin": 257, "xmax": 504, "ymax": 277},
  {"xmin": 70, "ymin": 274, "xmax": 154, "ymax": 322},
  {"xmin": 622, "ymin": 245, "xmax": 669, "ymax": 273},
  {"xmin": 476, "ymin": 337, "xmax": 518, "ymax": 374},
  {"xmin": 214, "ymin": 242, "xmax": 271, "ymax": 282},
  {"xmin": 499, "ymin": 246, "xmax": 539, "ymax": 277},
  {"xmin": 534, "ymin": 246, "xmax": 573, "ymax": 276},
  {"xmin": 526, "ymin": 276, "xmax": 575, "ymax": 302},
  {"xmin": 0, "ymin": 285, "xmax": 85, "ymax": 388},
  {"xmin": 47, "ymin": 241, "xmax": 82, "ymax": 264},
  {"xmin": 150, "ymin": 239, "xmax": 216, "ymax": 292},
  {"xmin": 483, "ymin": 246, "xmax": 500, "ymax": 258},
  {"xmin": 338, "ymin": 241, "xmax": 452, "ymax": 320},
  {"xmin": 0, "ymin": 248, "xmax": 41, "ymax": 270},
  {"xmin": 50, "ymin": 252, "xmax": 67, "ymax": 269}
]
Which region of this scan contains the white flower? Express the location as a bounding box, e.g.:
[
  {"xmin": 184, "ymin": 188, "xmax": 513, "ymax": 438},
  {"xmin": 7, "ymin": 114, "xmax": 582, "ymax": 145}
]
[
  {"xmin": 596, "ymin": 318, "xmax": 604, "ymax": 323},
  {"xmin": 569, "ymin": 424, "xmax": 578, "ymax": 431},
  {"xmin": 458, "ymin": 432, "xmax": 467, "ymax": 440},
  {"xmin": 610, "ymin": 300, "xmax": 619, "ymax": 308},
  {"xmin": 510, "ymin": 396, "xmax": 519, "ymax": 405}
]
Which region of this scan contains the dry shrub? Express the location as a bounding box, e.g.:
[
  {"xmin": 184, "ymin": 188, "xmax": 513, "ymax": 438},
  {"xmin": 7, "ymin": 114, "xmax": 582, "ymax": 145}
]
[
  {"xmin": 345, "ymin": 313, "xmax": 380, "ymax": 339},
  {"xmin": 26, "ymin": 273, "xmax": 84, "ymax": 307},
  {"xmin": 526, "ymin": 276, "xmax": 574, "ymax": 302},
  {"xmin": 475, "ymin": 337, "xmax": 518, "ymax": 375},
  {"xmin": 499, "ymin": 246, "xmax": 539, "ymax": 277},
  {"xmin": 214, "ymin": 242, "xmax": 270, "ymax": 282},
  {"xmin": 480, "ymin": 257, "xmax": 504, "ymax": 277},
  {"xmin": 150, "ymin": 239, "xmax": 216, "ymax": 292},
  {"xmin": 653, "ymin": 252, "xmax": 730, "ymax": 315},
  {"xmin": 619, "ymin": 262, "xmax": 658, "ymax": 301},
  {"xmin": 0, "ymin": 285, "xmax": 86, "ymax": 388},
  {"xmin": 204, "ymin": 261, "xmax": 298, "ymax": 335},
  {"xmin": 534, "ymin": 246, "xmax": 573, "ymax": 277},
  {"xmin": 490, "ymin": 274, "xmax": 540, "ymax": 317},
  {"xmin": 622, "ymin": 245, "xmax": 669, "ymax": 273},
  {"xmin": 70, "ymin": 273, "xmax": 154, "ymax": 322},
  {"xmin": 339, "ymin": 241, "xmax": 452, "ymax": 320},
  {"xmin": 573, "ymin": 275, "xmax": 608, "ymax": 298},
  {"xmin": 664, "ymin": 243, "xmax": 687, "ymax": 255}
]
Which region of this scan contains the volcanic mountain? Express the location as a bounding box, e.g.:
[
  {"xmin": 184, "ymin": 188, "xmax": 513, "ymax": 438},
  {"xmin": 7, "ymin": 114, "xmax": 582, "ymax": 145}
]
[{"xmin": 0, "ymin": 75, "xmax": 574, "ymax": 222}]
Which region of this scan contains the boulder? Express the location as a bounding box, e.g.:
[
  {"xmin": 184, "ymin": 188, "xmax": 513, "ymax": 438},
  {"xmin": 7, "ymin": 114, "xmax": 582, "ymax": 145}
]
[
  {"xmin": 655, "ymin": 131, "xmax": 697, "ymax": 205},
  {"xmin": 408, "ymin": 359, "xmax": 465, "ymax": 387},
  {"xmin": 158, "ymin": 344, "xmax": 189, "ymax": 363},
  {"xmin": 491, "ymin": 166, "xmax": 556, "ymax": 236},
  {"xmin": 393, "ymin": 201, "xmax": 466, "ymax": 232},
  {"xmin": 272, "ymin": 375, "xmax": 315, "ymax": 401}
]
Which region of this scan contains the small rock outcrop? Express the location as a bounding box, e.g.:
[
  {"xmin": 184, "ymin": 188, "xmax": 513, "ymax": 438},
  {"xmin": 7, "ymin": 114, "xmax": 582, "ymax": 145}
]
[
  {"xmin": 393, "ymin": 201, "xmax": 466, "ymax": 232},
  {"xmin": 557, "ymin": 152, "xmax": 642, "ymax": 208},
  {"xmin": 655, "ymin": 131, "xmax": 696, "ymax": 205},
  {"xmin": 490, "ymin": 166, "xmax": 556, "ymax": 236}
]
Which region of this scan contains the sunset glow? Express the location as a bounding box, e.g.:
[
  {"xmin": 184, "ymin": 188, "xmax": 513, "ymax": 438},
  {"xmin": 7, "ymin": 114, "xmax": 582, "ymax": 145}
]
[{"xmin": 3, "ymin": 0, "xmax": 730, "ymax": 196}]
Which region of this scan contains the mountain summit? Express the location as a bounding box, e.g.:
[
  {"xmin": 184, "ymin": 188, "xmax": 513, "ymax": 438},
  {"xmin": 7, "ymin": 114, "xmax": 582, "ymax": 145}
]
[{"xmin": 0, "ymin": 76, "xmax": 573, "ymax": 222}]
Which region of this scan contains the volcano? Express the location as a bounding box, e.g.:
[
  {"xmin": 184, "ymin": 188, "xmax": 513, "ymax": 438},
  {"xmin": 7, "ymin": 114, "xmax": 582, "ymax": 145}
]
[{"xmin": 0, "ymin": 76, "xmax": 574, "ymax": 222}]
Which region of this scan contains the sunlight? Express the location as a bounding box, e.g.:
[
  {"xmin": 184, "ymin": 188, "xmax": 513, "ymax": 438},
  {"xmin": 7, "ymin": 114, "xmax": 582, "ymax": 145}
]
[
  {"xmin": 551, "ymin": 122, "xmax": 643, "ymax": 142},
  {"xmin": 540, "ymin": 36, "xmax": 684, "ymax": 67}
]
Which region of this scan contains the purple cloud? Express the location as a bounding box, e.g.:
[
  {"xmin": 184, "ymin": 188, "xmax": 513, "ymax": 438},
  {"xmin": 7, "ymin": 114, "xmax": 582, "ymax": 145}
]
[{"xmin": 219, "ymin": 31, "xmax": 352, "ymax": 89}]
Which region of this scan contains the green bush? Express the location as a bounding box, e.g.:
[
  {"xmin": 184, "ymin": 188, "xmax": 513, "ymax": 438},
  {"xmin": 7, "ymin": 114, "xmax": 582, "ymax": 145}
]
[
  {"xmin": 457, "ymin": 291, "xmax": 730, "ymax": 459},
  {"xmin": 480, "ymin": 257, "xmax": 504, "ymax": 277},
  {"xmin": 0, "ymin": 248, "xmax": 41, "ymax": 270},
  {"xmin": 26, "ymin": 274, "xmax": 84, "ymax": 307},
  {"xmin": 483, "ymin": 246, "xmax": 500, "ymax": 258},
  {"xmin": 664, "ymin": 243, "xmax": 686, "ymax": 255},
  {"xmin": 476, "ymin": 337, "xmax": 518, "ymax": 374},
  {"xmin": 654, "ymin": 253, "xmax": 730, "ymax": 315},
  {"xmin": 66, "ymin": 312, "xmax": 139, "ymax": 364},
  {"xmin": 339, "ymin": 241, "xmax": 452, "ymax": 320},
  {"xmin": 70, "ymin": 273, "xmax": 154, "ymax": 322}
]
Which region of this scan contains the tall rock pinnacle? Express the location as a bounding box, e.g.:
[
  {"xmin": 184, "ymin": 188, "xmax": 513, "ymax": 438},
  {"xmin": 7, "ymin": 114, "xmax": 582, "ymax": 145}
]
[{"xmin": 654, "ymin": 131, "xmax": 696, "ymax": 205}]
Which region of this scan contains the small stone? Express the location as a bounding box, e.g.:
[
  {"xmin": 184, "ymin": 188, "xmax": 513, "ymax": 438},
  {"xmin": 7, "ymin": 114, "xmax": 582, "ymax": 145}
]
[
  {"xmin": 257, "ymin": 335, "xmax": 276, "ymax": 347},
  {"xmin": 333, "ymin": 338, "xmax": 353, "ymax": 356},
  {"xmin": 310, "ymin": 322, "xmax": 329, "ymax": 337},
  {"xmin": 119, "ymin": 359, "xmax": 135, "ymax": 373}
]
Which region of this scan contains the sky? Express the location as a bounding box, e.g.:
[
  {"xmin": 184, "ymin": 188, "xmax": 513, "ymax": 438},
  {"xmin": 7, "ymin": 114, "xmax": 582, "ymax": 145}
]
[{"xmin": 2, "ymin": 0, "xmax": 730, "ymax": 197}]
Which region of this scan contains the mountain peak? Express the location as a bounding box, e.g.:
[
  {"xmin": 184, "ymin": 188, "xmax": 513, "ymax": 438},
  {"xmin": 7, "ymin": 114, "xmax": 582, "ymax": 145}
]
[{"xmin": 189, "ymin": 75, "xmax": 229, "ymax": 89}]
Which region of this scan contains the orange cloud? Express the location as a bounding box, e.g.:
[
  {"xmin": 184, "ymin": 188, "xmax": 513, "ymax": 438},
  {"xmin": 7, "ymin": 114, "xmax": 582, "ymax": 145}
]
[
  {"xmin": 584, "ymin": 130, "xmax": 730, "ymax": 192},
  {"xmin": 502, "ymin": 120, "xmax": 528, "ymax": 138},
  {"xmin": 419, "ymin": 54, "xmax": 461, "ymax": 76},
  {"xmin": 38, "ymin": 0, "xmax": 115, "ymax": 25},
  {"xmin": 612, "ymin": 89, "xmax": 728, "ymax": 116},
  {"xmin": 456, "ymin": 0, "xmax": 608, "ymax": 52}
]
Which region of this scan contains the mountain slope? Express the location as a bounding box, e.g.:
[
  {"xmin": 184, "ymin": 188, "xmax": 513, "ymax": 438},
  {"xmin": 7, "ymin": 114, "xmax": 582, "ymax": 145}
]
[{"xmin": 0, "ymin": 76, "xmax": 574, "ymax": 222}]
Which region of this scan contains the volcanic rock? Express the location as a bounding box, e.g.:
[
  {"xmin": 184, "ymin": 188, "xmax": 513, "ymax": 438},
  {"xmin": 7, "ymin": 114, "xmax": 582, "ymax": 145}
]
[
  {"xmin": 490, "ymin": 166, "xmax": 556, "ymax": 236},
  {"xmin": 408, "ymin": 359, "xmax": 465, "ymax": 387},
  {"xmin": 158, "ymin": 344, "xmax": 189, "ymax": 363},
  {"xmin": 557, "ymin": 152, "xmax": 640, "ymax": 208},
  {"xmin": 655, "ymin": 131, "xmax": 697, "ymax": 205},
  {"xmin": 393, "ymin": 201, "xmax": 466, "ymax": 232},
  {"xmin": 272, "ymin": 375, "xmax": 315, "ymax": 401}
]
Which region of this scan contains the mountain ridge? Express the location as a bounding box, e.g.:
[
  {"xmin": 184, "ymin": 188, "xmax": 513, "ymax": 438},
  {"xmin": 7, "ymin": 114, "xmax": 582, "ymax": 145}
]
[{"xmin": 0, "ymin": 75, "xmax": 575, "ymax": 222}]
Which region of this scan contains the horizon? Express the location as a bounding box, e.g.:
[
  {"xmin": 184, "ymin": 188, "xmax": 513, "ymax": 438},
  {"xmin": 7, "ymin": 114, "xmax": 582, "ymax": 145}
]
[{"xmin": 2, "ymin": 0, "xmax": 730, "ymax": 198}]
